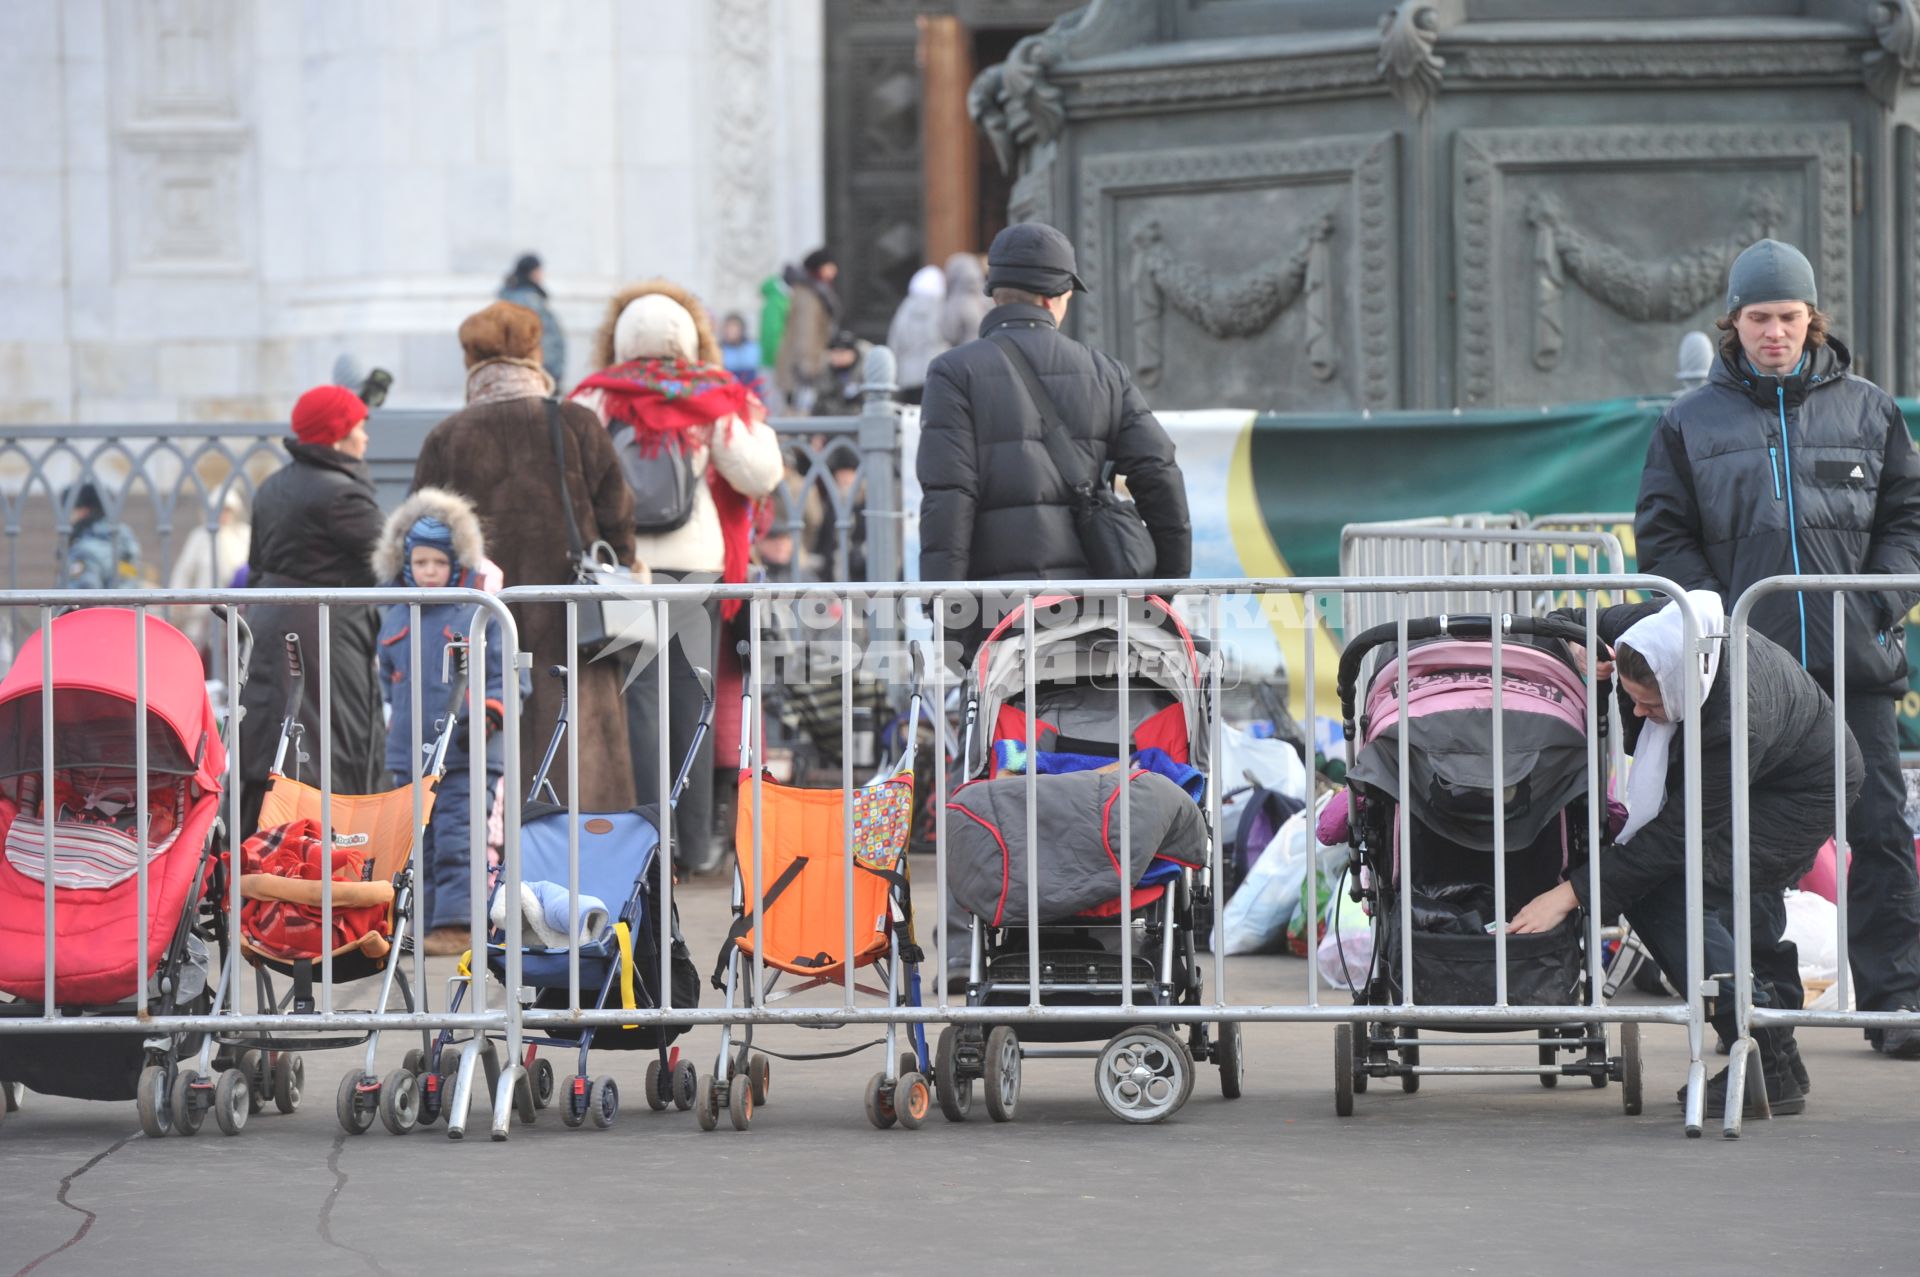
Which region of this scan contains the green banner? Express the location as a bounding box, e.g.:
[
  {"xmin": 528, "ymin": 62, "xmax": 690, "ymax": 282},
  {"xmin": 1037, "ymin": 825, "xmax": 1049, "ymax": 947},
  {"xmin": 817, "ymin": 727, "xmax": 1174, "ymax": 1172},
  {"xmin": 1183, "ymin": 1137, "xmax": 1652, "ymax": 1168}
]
[{"xmin": 1239, "ymin": 396, "xmax": 1920, "ymax": 743}]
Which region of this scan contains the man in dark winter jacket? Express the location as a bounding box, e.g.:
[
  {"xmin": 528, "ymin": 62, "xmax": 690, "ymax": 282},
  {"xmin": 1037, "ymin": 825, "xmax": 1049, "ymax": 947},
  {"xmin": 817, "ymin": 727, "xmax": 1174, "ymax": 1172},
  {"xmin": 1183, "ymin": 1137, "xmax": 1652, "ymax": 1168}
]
[
  {"xmin": 917, "ymin": 221, "xmax": 1191, "ymax": 658},
  {"xmin": 1634, "ymin": 238, "xmax": 1920, "ymax": 1059},
  {"xmin": 1512, "ymin": 595, "xmax": 1861, "ymax": 1115}
]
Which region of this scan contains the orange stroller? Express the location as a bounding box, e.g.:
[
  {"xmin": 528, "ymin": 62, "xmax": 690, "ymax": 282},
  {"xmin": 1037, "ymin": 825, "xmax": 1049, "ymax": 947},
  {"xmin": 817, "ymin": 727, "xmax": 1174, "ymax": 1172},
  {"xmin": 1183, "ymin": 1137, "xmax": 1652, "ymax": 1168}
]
[
  {"xmin": 705, "ymin": 643, "xmax": 929, "ymax": 1132},
  {"xmin": 218, "ymin": 633, "xmax": 476, "ymax": 1136}
]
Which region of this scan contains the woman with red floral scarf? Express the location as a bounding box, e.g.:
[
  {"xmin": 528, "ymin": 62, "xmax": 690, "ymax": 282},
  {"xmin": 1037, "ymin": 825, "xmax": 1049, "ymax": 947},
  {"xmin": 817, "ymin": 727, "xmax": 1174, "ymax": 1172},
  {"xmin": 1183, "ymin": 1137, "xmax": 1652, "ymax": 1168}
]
[{"xmin": 572, "ymin": 280, "xmax": 783, "ymax": 871}]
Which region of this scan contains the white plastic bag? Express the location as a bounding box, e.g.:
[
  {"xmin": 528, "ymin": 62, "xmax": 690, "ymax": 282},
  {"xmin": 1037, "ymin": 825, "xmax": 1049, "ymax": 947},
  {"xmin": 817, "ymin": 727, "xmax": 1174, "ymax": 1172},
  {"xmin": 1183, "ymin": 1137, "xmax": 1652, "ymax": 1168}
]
[
  {"xmin": 1782, "ymin": 888, "xmax": 1840, "ymax": 986},
  {"xmin": 1215, "ymin": 723, "xmax": 1309, "ymax": 847},
  {"xmin": 1315, "ymin": 871, "xmax": 1373, "ymax": 991},
  {"xmin": 1216, "ymin": 790, "xmax": 1340, "ymax": 955}
]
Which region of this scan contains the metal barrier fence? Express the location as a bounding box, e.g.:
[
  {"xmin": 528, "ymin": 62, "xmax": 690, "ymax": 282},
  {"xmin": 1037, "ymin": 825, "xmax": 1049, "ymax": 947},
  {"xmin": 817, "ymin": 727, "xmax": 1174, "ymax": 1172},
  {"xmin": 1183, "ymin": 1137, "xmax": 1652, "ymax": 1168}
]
[
  {"xmin": 0, "ymin": 573, "xmax": 1716, "ymax": 1137},
  {"xmin": 1726, "ymin": 574, "xmax": 1920, "ymax": 1137},
  {"xmin": 1339, "ymin": 524, "xmax": 1628, "ymax": 637},
  {"xmin": 0, "ymin": 587, "xmax": 526, "ymax": 1141}
]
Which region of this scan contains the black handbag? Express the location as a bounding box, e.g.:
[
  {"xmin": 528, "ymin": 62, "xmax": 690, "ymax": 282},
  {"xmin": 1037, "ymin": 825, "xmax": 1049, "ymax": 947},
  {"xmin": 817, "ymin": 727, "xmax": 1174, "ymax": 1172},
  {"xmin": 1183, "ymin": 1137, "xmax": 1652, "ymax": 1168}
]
[
  {"xmin": 989, "ymin": 332, "xmax": 1157, "ymax": 579},
  {"xmin": 545, "ymin": 399, "xmax": 651, "ymax": 656}
]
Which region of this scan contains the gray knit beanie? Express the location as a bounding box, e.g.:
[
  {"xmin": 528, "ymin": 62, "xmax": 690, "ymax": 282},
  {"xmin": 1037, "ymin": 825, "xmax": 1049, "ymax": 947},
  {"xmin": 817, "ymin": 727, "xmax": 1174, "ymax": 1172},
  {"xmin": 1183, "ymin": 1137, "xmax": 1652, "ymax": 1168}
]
[{"xmin": 1725, "ymin": 239, "xmax": 1816, "ymax": 313}]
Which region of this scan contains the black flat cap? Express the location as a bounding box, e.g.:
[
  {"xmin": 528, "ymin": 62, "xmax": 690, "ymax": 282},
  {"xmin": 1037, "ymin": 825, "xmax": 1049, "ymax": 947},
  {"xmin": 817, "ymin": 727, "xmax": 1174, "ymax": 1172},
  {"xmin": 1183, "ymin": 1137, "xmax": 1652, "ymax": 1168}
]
[{"xmin": 984, "ymin": 222, "xmax": 1088, "ymax": 296}]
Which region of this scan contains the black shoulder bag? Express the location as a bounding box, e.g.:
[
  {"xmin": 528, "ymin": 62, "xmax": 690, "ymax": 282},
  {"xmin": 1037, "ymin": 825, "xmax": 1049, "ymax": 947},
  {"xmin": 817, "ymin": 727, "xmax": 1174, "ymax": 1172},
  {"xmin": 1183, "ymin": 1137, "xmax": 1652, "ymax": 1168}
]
[{"xmin": 988, "ymin": 331, "xmax": 1157, "ymax": 579}]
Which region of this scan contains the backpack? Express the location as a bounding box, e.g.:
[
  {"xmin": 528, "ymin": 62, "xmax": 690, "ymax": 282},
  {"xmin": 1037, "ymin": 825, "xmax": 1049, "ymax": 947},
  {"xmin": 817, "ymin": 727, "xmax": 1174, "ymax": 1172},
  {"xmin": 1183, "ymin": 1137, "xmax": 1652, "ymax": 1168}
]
[{"xmin": 609, "ymin": 422, "xmax": 699, "ymax": 534}]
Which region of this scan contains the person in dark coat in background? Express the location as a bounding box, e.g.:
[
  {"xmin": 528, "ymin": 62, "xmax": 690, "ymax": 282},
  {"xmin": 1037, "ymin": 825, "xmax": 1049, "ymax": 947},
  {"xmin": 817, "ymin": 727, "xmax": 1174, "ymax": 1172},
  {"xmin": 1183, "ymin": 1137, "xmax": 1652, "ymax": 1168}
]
[
  {"xmin": 1634, "ymin": 237, "xmax": 1920, "ymax": 1059},
  {"xmin": 237, "ymin": 385, "xmax": 385, "ymax": 836},
  {"xmin": 412, "ymin": 301, "xmax": 638, "ymax": 812},
  {"xmin": 500, "ymin": 253, "xmax": 566, "ymax": 387},
  {"xmin": 917, "ymin": 221, "xmax": 1191, "ymax": 658},
  {"xmin": 1512, "ymin": 593, "xmax": 1861, "ymax": 1116}
]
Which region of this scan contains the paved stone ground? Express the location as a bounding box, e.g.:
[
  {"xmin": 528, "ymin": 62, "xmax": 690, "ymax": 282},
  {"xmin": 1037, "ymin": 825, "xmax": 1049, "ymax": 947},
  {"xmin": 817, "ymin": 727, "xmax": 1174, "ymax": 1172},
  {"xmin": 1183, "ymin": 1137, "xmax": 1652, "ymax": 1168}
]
[{"xmin": 3, "ymin": 873, "xmax": 1917, "ymax": 1276}]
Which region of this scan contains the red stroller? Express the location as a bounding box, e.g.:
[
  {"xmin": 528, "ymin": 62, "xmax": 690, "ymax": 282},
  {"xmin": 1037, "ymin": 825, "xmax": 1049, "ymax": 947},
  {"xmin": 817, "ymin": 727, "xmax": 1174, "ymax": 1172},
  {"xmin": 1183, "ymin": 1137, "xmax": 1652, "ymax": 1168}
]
[{"xmin": 0, "ymin": 608, "xmax": 243, "ymax": 1135}]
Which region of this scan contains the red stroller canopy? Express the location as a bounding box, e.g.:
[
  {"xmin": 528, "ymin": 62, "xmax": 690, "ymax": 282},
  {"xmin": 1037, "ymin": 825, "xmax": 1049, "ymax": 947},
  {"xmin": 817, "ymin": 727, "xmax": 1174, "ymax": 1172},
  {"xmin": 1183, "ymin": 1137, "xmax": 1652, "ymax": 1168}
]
[{"xmin": 0, "ymin": 608, "xmax": 226, "ymax": 792}]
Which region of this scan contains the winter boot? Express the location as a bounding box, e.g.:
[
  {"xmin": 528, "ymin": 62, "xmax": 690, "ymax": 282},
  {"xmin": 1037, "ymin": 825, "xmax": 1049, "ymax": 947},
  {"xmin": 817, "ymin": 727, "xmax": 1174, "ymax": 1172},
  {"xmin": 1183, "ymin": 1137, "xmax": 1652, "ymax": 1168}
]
[{"xmin": 1680, "ymin": 1029, "xmax": 1806, "ymax": 1116}]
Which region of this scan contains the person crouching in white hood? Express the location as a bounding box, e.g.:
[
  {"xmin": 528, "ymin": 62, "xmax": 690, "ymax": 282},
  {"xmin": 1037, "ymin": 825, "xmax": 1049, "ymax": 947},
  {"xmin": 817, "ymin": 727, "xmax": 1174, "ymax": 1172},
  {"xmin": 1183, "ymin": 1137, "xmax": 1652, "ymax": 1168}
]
[{"xmin": 1509, "ymin": 591, "xmax": 1861, "ymax": 1117}]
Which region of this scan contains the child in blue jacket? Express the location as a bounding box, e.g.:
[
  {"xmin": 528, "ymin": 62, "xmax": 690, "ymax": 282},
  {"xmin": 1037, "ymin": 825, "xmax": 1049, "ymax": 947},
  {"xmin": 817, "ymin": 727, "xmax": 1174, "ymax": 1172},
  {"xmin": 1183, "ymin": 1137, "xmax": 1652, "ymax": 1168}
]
[{"xmin": 372, "ymin": 488, "xmax": 523, "ymax": 956}]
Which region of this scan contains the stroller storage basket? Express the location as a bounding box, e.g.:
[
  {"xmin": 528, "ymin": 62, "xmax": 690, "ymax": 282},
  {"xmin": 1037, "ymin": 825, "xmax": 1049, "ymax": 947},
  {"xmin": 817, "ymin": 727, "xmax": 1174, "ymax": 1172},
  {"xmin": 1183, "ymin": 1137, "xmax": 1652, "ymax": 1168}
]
[{"xmin": 1383, "ymin": 910, "xmax": 1584, "ymax": 1009}]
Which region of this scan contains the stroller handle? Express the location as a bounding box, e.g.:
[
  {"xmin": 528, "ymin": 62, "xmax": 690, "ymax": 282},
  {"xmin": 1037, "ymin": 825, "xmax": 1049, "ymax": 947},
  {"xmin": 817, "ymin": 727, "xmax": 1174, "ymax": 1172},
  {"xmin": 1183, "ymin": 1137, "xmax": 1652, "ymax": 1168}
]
[{"xmin": 1336, "ymin": 612, "xmax": 1592, "ymax": 739}]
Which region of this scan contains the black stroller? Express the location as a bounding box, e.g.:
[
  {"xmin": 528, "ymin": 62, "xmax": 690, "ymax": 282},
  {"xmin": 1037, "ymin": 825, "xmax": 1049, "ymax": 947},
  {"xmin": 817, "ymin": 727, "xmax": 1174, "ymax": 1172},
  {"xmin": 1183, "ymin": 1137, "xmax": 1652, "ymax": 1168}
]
[{"xmin": 1331, "ymin": 613, "xmax": 1642, "ymax": 1117}]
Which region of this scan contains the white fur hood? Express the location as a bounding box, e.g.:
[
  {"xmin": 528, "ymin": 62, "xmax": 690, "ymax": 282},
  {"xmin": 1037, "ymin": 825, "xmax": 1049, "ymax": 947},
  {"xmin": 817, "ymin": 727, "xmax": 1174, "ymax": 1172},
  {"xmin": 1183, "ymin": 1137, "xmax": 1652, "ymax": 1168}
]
[{"xmin": 371, "ymin": 487, "xmax": 487, "ymax": 582}]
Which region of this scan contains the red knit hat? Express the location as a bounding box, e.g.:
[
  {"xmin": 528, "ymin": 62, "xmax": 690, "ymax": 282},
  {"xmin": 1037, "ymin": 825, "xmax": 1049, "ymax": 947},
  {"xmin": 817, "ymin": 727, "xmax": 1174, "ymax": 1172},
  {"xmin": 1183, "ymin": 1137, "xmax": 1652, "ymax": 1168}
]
[{"xmin": 291, "ymin": 385, "xmax": 367, "ymax": 446}]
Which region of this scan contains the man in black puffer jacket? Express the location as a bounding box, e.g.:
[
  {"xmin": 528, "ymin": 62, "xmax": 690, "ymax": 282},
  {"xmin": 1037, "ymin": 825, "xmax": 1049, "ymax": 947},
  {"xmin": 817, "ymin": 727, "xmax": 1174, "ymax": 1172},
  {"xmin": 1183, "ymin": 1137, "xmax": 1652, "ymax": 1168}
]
[
  {"xmin": 1636, "ymin": 237, "xmax": 1920, "ymax": 1058},
  {"xmin": 917, "ymin": 222, "xmax": 1190, "ymax": 659}
]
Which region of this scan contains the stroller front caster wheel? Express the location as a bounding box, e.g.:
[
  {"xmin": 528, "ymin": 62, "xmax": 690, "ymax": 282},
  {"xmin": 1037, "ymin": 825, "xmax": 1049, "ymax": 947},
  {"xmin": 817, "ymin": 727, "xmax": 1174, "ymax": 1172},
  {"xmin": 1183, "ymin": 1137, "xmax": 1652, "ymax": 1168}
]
[
  {"xmin": 728, "ymin": 1075, "xmax": 754, "ymax": 1131},
  {"xmin": 983, "ymin": 1026, "xmax": 1021, "ymax": 1124},
  {"xmin": 531, "ymin": 1057, "xmax": 555, "ymax": 1108},
  {"xmin": 512, "ymin": 1071, "xmax": 538, "ymax": 1126},
  {"xmin": 588, "ymin": 1076, "xmax": 618, "ymax": 1129},
  {"xmin": 560, "ymin": 1075, "xmax": 589, "ymax": 1128},
  {"xmin": 1619, "ymin": 1022, "xmax": 1643, "ymax": 1116},
  {"xmin": 863, "ymin": 1071, "xmax": 896, "ymax": 1130},
  {"xmin": 1333, "ymin": 1023, "xmax": 1355, "ymax": 1118},
  {"xmin": 170, "ymin": 1068, "xmax": 205, "ymax": 1136},
  {"xmin": 749, "ymin": 1054, "xmax": 771, "ymax": 1107},
  {"xmin": 934, "ymin": 1026, "xmax": 973, "ymax": 1122},
  {"xmin": 137, "ymin": 1064, "xmax": 172, "ymax": 1138},
  {"xmin": 1399, "ymin": 1028, "xmax": 1420, "ymax": 1094},
  {"xmin": 1095, "ymin": 1027, "xmax": 1190, "ymax": 1125},
  {"xmin": 645, "ymin": 1058, "xmax": 670, "ymax": 1112},
  {"xmin": 696, "ymin": 1075, "xmax": 721, "ymax": 1131},
  {"xmin": 213, "ymin": 1069, "xmax": 250, "ymax": 1136},
  {"xmin": 336, "ymin": 1072, "xmax": 376, "ymax": 1135},
  {"xmin": 895, "ymin": 1073, "xmax": 931, "ymax": 1130},
  {"xmin": 674, "ymin": 1059, "xmax": 699, "ymax": 1111},
  {"xmin": 236, "ymin": 1050, "xmax": 266, "ymax": 1115},
  {"xmin": 271, "ymin": 1052, "xmax": 304, "ymax": 1114},
  {"xmin": 1215, "ymin": 1022, "xmax": 1245, "ymax": 1100},
  {"xmin": 379, "ymin": 1069, "xmax": 419, "ymax": 1135},
  {"xmin": 401, "ymin": 1047, "xmax": 426, "ymax": 1078}
]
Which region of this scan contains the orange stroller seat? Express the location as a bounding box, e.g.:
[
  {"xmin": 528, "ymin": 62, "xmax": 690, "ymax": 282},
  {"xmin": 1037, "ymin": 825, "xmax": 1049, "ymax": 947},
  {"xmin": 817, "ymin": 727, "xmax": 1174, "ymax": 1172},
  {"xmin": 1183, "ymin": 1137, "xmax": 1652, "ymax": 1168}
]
[
  {"xmin": 239, "ymin": 777, "xmax": 438, "ymax": 978},
  {"xmin": 730, "ymin": 772, "xmax": 913, "ymax": 984}
]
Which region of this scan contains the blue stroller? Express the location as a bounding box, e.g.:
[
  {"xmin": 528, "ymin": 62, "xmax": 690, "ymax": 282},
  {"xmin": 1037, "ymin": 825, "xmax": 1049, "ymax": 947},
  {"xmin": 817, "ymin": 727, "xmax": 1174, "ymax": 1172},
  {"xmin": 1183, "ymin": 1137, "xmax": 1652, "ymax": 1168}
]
[{"xmin": 427, "ymin": 667, "xmax": 712, "ymax": 1135}]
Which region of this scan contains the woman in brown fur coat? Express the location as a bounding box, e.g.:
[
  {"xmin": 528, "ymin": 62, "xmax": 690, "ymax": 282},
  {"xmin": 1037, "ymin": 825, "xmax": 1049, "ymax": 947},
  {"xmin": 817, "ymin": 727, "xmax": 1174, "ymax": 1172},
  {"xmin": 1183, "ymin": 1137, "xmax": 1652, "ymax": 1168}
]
[{"xmin": 412, "ymin": 300, "xmax": 638, "ymax": 809}]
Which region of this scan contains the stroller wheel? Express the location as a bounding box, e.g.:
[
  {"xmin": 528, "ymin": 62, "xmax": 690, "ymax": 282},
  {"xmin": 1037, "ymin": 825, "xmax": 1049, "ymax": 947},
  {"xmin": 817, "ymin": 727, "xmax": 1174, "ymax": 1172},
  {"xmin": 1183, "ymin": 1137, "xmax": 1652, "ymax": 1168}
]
[
  {"xmin": 588, "ymin": 1076, "xmax": 618, "ymax": 1130},
  {"xmin": 1095, "ymin": 1027, "xmax": 1190, "ymax": 1125},
  {"xmin": 1353, "ymin": 1024, "xmax": 1372, "ymax": 1094},
  {"xmin": 336, "ymin": 1071, "xmax": 376, "ymax": 1135},
  {"xmin": 1619, "ymin": 1022, "xmax": 1644, "ymax": 1116},
  {"xmin": 137, "ymin": 1064, "xmax": 173, "ymax": 1138},
  {"xmin": 170, "ymin": 1068, "xmax": 205, "ymax": 1137},
  {"xmin": 895, "ymin": 1073, "xmax": 931, "ymax": 1130},
  {"xmin": 749, "ymin": 1054, "xmax": 771, "ymax": 1107},
  {"xmin": 1334, "ymin": 1023, "xmax": 1355, "ymax": 1117},
  {"xmin": 416, "ymin": 1069, "xmax": 444, "ymax": 1128},
  {"xmin": 934, "ymin": 1026, "xmax": 973, "ymax": 1122},
  {"xmin": 674, "ymin": 1059, "xmax": 700, "ymax": 1111},
  {"xmin": 271, "ymin": 1052, "xmax": 304, "ymax": 1115},
  {"xmin": 983, "ymin": 1027, "xmax": 1021, "ymax": 1124},
  {"xmin": 1215, "ymin": 1022, "xmax": 1245, "ymax": 1100},
  {"xmin": 696, "ymin": 1074, "xmax": 721, "ymax": 1131},
  {"xmin": 1539, "ymin": 1028, "xmax": 1561, "ymax": 1088},
  {"xmin": 531, "ymin": 1058, "xmax": 555, "ymax": 1109},
  {"xmin": 728, "ymin": 1073, "xmax": 754, "ymax": 1131},
  {"xmin": 561, "ymin": 1075, "xmax": 589, "ymax": 1129},
  {"xmin": 479, "ymin": 1040, "xmax": 502, "ymax": 1105},
  {"xmin": 863, "ymin": 1072, "xmax": 896, "ymax": 1130},
  {"xmin": 237, "ymin": 1050, "xmax": 266, "ymax": 1115},
  {"xmin": 1399, "ymin": 1028, "xmax": 1420, "ymax": 1094},
  {"xmin": 645, "ymin": 1059, "xmax": 670, "ymax": 1112},
  {"xmin": 898, "ymin": 1052, "xmax": 919, "ymax": 1086},
  {"xmin": 213, "ymin": 1069, "xmax": 250, "ymax": 1136},
  {"xmin": 401, "ymin": 1048, "xmax": 426, "ymax": 1078},
  {"xmin": 379, "ymin": 1069, "xmax": 419, "ymax": 1135}
]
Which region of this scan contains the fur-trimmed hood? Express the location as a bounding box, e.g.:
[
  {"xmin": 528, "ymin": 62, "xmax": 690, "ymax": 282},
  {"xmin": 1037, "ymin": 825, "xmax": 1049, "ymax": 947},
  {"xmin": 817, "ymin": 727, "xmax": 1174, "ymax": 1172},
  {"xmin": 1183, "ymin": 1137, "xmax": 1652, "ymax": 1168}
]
[
  {"xmin": 590, "ymin": 277, "xmax": 721, "ymax": 372},
  {"xmin": 372, "ymin": 487, "xmax": 486, "ymax": 583}
]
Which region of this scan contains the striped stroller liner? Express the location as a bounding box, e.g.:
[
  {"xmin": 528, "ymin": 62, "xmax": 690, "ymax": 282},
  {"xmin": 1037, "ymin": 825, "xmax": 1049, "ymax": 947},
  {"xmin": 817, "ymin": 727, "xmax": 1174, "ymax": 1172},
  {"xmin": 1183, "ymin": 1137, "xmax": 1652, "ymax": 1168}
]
[{"xmin": 4, "ymin": 778, "xmax": 189, "ymax": 890}]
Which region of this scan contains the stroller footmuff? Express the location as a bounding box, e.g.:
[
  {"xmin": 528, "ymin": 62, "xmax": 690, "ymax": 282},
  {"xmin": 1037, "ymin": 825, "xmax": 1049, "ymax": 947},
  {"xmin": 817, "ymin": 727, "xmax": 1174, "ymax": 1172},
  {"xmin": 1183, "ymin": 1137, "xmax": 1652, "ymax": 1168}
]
[{"xmin": 1332, "ymin": 613, "xmax": 1643, "ymax": 1118}]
